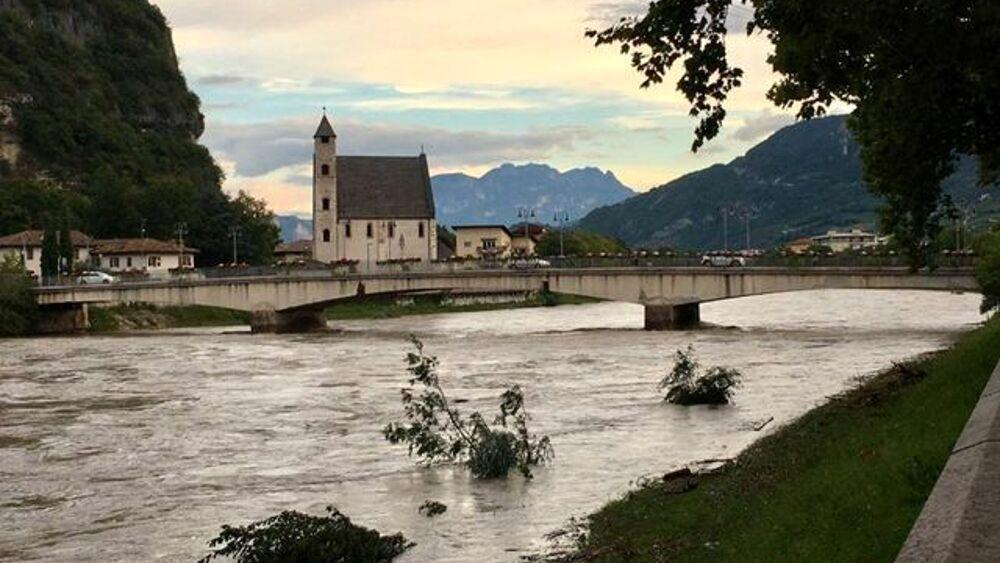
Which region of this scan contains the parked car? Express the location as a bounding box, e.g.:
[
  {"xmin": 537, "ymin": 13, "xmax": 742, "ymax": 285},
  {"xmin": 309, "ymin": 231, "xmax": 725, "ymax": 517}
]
[
  {"xmin": 701, "ymin": 254, "xmax": 746, "ymax": 267},
  {"xmin": 77, "ymin": 271, "xmax": 117, "ymax": 285},
  {"xmin": 511, "ymin": 258, "xmax": 552, "ymax": 270}
]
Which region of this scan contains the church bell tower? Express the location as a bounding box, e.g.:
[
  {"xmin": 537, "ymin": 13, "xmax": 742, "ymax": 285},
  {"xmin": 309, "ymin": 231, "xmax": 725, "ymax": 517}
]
[{"xmin": 312, "ymin": 113, "xmax": 338, "ymax": 262}]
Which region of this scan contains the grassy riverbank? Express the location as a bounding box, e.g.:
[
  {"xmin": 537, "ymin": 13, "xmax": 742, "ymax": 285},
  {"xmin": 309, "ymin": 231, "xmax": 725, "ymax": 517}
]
[
  {"xmin": 88, "ymin": 304, "xmax": 251, "ymax": 332},
  {"xmin": 569, "ymin": 317, "xmax": 1000, "ymax": 562},
  {"xmin": 324, "ymin": 293, "xmax": 598, "ymax": 320}
]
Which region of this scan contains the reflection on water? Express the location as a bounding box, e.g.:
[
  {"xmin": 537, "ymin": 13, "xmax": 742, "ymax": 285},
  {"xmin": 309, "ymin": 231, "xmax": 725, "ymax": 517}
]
[{"xmin": 0, "ymin": 290, "xmax": 985, "ymax": 562}]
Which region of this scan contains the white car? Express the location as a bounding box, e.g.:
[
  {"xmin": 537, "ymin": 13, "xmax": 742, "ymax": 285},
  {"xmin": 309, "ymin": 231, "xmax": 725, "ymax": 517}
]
[
  {"xmin": 77, "ymin": 271, "xmax": 117, "ymax": 285},
  {"xmin": 701, "ymin": 254, "xmax": 746, "ymax": 267},
  {"xmin": 511, "ymin": 258, "xmax": 551, "ymax": 270}
]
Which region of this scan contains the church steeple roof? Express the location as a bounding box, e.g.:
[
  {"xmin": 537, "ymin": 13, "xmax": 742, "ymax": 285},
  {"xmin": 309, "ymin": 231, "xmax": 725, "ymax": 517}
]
[{"xmin": 314, "ymin": 114, "xmax": 336, "ymax": 138}]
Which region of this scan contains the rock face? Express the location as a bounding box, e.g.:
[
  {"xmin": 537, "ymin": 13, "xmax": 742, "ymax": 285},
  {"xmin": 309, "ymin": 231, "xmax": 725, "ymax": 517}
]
[
  {"xmin": 577, "ymin": 116, "xmax": 996, "ymax": 250},
  {"xmin": 432, "ymin": 163, "xmax": 635, "ymax": 227},
  {"xmin": 0, "ymin": 0, "xmax": 207, "ymax": 180}
]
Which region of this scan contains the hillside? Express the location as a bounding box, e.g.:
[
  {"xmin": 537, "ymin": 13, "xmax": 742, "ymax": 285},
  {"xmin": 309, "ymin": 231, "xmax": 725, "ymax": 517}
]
[
  {"xmin": 432, "ymin": 163, "xmax": 633, "ymax": 227},
  {"xmin": 0, "ymin": 0, "xmax": 278, "ymax": 265},
  {"xmin": 577, "ymin": 116, "xmax": 996, "ymax": 250}
]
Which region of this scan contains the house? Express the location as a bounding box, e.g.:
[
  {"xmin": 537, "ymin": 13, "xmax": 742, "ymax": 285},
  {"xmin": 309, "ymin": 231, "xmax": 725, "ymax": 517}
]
[
  {"xmin": 90, "ymin": 238, "xmax": 197, "ymax": 276},
  {"xmin": 784, "ymin": 237, "xmax": 815, "ymax": 255},
  {"xmin": 274, "ymin": 239, "xmax": 313, "ymax": 264},
  {"xmin": 0, "ymin": 230, "xmax": 93, "ymax": 278},
  {"xmin": 811, "ymin": 229, "xmax": 887, "ymax": 252},
  {"xmin": 453, "ymin": 225, "xmax": 513, "ymax": 259},
  {"xmin": 311, "ymin": 114, "xmax": 438, "ymax": 268}
]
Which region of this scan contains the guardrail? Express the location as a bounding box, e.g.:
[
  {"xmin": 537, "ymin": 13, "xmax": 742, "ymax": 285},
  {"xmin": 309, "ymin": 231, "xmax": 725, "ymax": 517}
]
[
  {"xmin": 896, "ymin": 359, "xmax": 1000, "ymax": 562},
  {"xmin": 33, "ymin": 254, "xmax": 979, "ymax": 287}
]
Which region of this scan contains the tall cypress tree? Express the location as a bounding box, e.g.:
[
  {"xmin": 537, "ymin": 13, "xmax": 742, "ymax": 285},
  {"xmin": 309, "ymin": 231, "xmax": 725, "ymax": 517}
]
[
  {"xmin": 40, "ymin": 227, "xmax": 59, "ymax": 280},
  {"xmin": 59, "ymin": 224, "xmax": 74, "ymax": 274}
]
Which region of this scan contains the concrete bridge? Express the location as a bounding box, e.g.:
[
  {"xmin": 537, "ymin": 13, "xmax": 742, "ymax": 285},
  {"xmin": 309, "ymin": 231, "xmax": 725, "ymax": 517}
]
[{"xmin": 33, "ymin": 266, "xmax": 979, "ymax": 333}]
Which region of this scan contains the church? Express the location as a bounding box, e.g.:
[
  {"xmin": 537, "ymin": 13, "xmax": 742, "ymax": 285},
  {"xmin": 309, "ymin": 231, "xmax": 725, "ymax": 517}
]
[{"xmin": 311, "ymin": 114, "xmax": 438, "ymax": 266}]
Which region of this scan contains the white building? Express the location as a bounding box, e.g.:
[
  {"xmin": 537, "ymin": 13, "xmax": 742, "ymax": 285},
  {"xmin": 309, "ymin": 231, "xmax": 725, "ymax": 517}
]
[
  {"xmin": 0, "ymin": 230, "xmax": 93, "ymax": 278},
  {"xmin": 811, "ymin": 229, "xmax": 888, "ymax": 252},
  {"xmin": 311, "ymin": 114, "xmax": 438, "ymax": 267},
  {"xmin": 90, "ymin": 238, "xmax": 197, "ymax": 277}
]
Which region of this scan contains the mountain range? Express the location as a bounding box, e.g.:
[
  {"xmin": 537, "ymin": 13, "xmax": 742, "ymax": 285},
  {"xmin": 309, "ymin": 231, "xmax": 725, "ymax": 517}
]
[
  {"xmin": 275, "ymin": 163, "xmax": 635, "ymax": 241},
  {"xmin": 432, "ymin": 163, "xmax": 634, "ymax": 227},
  {"xmin": 577, "ymin": 115, "xmax": 997, "ymax": 250}
]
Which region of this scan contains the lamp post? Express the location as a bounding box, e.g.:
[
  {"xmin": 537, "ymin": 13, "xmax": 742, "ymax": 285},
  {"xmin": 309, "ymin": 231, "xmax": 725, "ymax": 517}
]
[
  {"xmin": 176, "ymin": 222, "xmax": 188, "ymax": 271},
  {"xmin": 553, "ymin": 211, "xmax": 570, "ymax": 257},
  {"xmin": 516, "ymin": 206, "xmax": 536, "ymax": 256},
  {"xmin": 228, "ymin": 226, "xmax": 242, "ymax": 264}
]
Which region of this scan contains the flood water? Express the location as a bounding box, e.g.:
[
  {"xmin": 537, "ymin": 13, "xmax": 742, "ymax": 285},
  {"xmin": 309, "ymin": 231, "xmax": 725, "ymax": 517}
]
[{"xmin": 0, "ymin": 290, "xmax": 986, "ymax": 562}]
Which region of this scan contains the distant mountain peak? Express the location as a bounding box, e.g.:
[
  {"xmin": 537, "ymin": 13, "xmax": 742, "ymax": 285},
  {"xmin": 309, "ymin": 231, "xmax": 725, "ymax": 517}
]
[{"xmin": 432, "ymin": 162, "xmax": 634, "ymax": 227}]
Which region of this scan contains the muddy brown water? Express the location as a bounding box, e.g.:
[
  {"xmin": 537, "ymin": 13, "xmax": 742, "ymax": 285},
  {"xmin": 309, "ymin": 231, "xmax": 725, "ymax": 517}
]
[{"xmin": 0, "ymin": 289, "xmax": 985, "ymax": 562}]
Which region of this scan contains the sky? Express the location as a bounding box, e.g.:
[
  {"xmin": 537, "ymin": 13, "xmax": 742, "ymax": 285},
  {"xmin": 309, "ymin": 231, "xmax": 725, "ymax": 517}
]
[{"xmin": 153, "ymin": 0, "xmax": 808, "ymax": 216}]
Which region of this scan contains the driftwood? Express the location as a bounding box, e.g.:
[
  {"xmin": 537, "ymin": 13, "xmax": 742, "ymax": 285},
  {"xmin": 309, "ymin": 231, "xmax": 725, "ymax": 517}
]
[{"xmin": 753, "ymin": 416, "xmax": 775, "ymax": 432}]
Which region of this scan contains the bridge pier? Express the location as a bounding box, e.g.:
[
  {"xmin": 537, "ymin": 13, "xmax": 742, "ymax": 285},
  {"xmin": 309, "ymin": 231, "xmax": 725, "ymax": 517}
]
[
  {"xmin": 37, "ymin": 303, "xmax": 90, "ymax": 333},
  {"xmin": 644, "ymin": 302, "xmax": 700, "ymax": 331},
  {"xmin": 250, "ymin": 309, "xmax": 327, "ymax": 334}
]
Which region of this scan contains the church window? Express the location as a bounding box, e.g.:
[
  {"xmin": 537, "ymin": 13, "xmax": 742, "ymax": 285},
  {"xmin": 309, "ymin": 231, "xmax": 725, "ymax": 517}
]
[
  {"xmin": 322, "ymin": 198, "xmax": 330, "ymax": 211},
  {"xmin": 321, "ymin": 164, "xmax": 330, "ymax": 176},
  {"xmin": 366, "ymin": 223, "xmax": 373, "ymax": 238},
  {"xmin": 323, "ymin": 229, "xmax": 331, "ymax": 243},
  {"xmin": 345, "ymin": 223, "xmax": 351, "ymax": 238},
  {"xmin": 320, "ymin": 136, "xmax": 330, "ymax": 144},
  {"xmin": 388, "ymin": 223, "xmax": 395, "ymax": 238},
  {"xmin": 418, "ymin": 222, "xmax": 426, "ymax": 238}
]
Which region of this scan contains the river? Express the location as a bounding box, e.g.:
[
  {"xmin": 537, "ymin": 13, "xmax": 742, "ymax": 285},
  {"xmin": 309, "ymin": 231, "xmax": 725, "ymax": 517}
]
[{"xmin": 0, "ymin": 289, "xmax": 985, "ymax": 562}]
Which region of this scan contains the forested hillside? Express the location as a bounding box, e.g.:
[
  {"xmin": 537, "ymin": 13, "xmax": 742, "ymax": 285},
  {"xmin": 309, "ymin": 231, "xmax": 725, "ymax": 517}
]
[
  {"xmin": 578, "ymin": 116, "xmax": 997, "ymax": 250},
  {"xmin": 0, "ymin": 0, "xmax": 278, "ymax": 265}
]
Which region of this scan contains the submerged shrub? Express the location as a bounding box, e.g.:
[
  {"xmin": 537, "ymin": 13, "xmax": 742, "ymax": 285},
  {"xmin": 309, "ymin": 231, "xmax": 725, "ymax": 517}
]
[
  {"xmin": 198, "ymin": 506, "xmax": 413, "ymax": 563},
  {"xmin": 384, "ymin": 337, "xmax": 553, "ymax": 479},
  {"xmin": 659, "ymin": 346, "xmax": 742, "ymax": 405}
]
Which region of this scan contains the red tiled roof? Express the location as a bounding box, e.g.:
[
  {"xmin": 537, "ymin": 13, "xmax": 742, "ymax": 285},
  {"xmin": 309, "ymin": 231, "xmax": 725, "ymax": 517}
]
[
  {"xmin": 0, "ymin": 230, "xmax": 93, "ymax": 247},
  {"xmin": 275, "ymin": 240, "xmax": 312, "ymax": 254},
  {"xmin": 91, "ymin": 238, "xmax": 199, "ymax": 255}
]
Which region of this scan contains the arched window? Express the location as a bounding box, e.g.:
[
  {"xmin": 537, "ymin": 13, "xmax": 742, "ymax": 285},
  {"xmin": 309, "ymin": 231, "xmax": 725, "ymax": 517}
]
[
  {"xmin": 388, "ymin": 223, "xmax": 395, "ymax": 238},
  {"xmin": 345, "ymin": 223, "xmax": 352, "ymax": 238},
  {"xmin": 322, "ymin": 229, "xmax": 331, "ymax": 242},
  {"xmin": 322, "ymin": 197, "xmax": 330, "ymax": 211},
  {"xmin": 418, "ymin": 222, "xmax": 426, "ymax": 238},
  {"xmin": 366, "ymin": 223, "xmax": 373, "ymax": 238},
  {"xmin": 321, "ymin": 164, "xmax": 330, "ymax": 176}
]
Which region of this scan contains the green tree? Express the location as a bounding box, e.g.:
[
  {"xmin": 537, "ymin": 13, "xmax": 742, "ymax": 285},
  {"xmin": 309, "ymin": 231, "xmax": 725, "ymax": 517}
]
[
  {"xmin": 226, "ymin": 191, "xmax": 280, "ymax": 265},
  {"xmin": 588, "ymin": 1, "xmax": 1000, "ymax": 267},
  {"xmin": 975, "ymin": 229, "xmax": 1000, "ymax": 315},
  {"xmin": 0, "ymin": 253, "xmax": 39, "ymax": 336},
  {"xmin": 535, "ymin": 229, "xmax": 626, "ymax": 256},
  {"xmin": 58, "ymin": 223, "xmax": 74, "ymax": 274},
  {"xmin": 40, "ymin": 226, "xmax": 59, "ymax": 279}
]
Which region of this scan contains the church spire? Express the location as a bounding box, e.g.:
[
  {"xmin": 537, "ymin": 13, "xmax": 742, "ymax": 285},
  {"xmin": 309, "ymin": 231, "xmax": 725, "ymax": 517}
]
[{"xmin": 314, "ymin": 110, "xmax": 336, "ymax": 139}]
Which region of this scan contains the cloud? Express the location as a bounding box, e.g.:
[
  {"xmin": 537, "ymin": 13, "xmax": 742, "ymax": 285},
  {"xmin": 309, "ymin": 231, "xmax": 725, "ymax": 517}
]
[
  {"xmin": 732, "ymin": 109, "xmax": 795, "ymax": 142},
  {"xmin": 202, "ymin": 117, "xmax": 595, "ymax": 178},
  {"xmin": 198, "ymin": 74, "xmax": 256, "ymax": 87}
]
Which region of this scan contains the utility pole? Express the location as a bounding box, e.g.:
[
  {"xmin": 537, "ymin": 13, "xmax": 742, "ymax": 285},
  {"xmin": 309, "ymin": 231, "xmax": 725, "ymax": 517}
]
[
  {"xmin": 229, "ymin": 226, "xmax": 242, "ymax": 264},
  {"xmin": 176, "ymin": 222, "xmax": 188, "ymax": 270}
]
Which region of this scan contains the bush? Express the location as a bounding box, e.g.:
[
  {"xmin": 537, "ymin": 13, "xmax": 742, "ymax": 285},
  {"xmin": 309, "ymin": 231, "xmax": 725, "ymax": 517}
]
[
  {"xmin": 384, "ymin": 337, "xmax": 554, "ymax": 479},
  {"xmin": 659, "ymin": 346, "xmax": 742, "ymax": 405},
  {"xmin": 198, "ymin": 506, "xmax": 412, "ymax": 563},
  {"xmin": 0, "ymin": 255, "xmax": 39, "ymax": 337}
]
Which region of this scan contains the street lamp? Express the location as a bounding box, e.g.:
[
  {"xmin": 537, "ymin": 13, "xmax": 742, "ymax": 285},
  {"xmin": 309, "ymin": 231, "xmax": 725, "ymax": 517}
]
[
  {"xmin": 228, "ymin": 226, "xmax": 242, "ymax": 264},
  {"xmin": 176, "ymin": 222, "xmax": 188, "ymax": 270},
  {"xmin": 553, "ymin": 211, "xmax": 570, "ymax": 257},
  {"xmin": 516, "ymin": 206, "xmax": 536, "ymax": 256}
]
